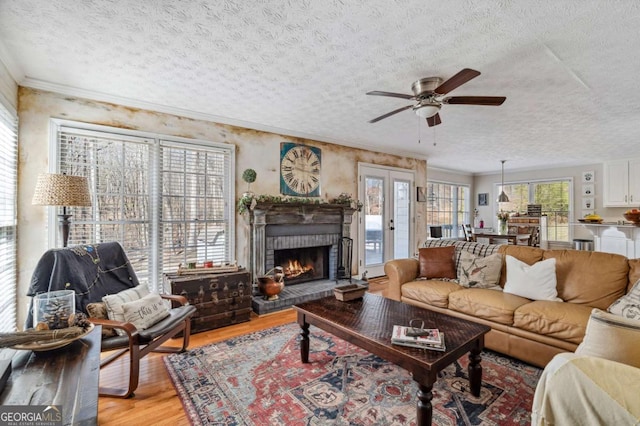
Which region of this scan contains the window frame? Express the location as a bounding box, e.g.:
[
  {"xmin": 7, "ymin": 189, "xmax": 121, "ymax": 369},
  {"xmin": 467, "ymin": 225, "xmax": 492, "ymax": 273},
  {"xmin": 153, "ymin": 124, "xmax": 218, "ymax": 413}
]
[
  {"xmin": 425, "ymin": 181, "xmax": 471, "ymax": 239},
  {"xmin": 0, "ymin": 99, "xmax": 17, "ymax": 332},
  {"xmin": 49, "ymin": 119, "xmax": 236, "ymax": 292},
  {"xmin": 494, "ymin": 177, "xmax": 573, "ymax": 243}
]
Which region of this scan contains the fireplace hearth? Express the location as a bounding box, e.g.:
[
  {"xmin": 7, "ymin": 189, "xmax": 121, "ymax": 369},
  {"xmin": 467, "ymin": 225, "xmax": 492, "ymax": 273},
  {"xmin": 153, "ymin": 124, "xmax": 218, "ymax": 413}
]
[{"xmin": 248, "ymin": 202, "xmax": 357, "ymax": 314}]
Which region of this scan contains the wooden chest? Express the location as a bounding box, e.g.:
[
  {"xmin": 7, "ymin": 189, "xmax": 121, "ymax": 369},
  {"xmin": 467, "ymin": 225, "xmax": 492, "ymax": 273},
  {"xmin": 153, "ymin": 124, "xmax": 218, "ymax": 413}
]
[{"xmin": 163, "ymin": 270, "xmax": 252, "ymax": 334}]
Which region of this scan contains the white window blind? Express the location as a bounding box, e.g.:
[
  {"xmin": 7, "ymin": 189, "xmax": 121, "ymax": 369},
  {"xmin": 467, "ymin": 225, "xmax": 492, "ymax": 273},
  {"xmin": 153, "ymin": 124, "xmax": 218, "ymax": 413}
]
[
  {"xmin": 56, "ymin": 123, "xmax": 235, "ymax": 291},
  {"xmin": 0, "ymin": 102, "xmax": 17, "ymax": 332}
]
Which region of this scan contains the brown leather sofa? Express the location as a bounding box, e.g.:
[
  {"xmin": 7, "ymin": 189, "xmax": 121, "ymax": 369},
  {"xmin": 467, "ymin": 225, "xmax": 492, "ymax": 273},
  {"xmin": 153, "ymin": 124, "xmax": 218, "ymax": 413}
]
[{"xmin": 384, "ymin": 240, "xmax": 640, "ymax": 367}]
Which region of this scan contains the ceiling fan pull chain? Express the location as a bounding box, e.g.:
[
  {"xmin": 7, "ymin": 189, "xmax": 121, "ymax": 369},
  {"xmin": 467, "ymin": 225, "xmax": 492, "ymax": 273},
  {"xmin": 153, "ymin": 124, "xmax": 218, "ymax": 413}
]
[
  {"xmin": 433, "ymin": 125, "xmax": 437, "ymax": 147},
  {"xmin": 417, "ymin": 116, "xmax": 421, "ymax": 144}
]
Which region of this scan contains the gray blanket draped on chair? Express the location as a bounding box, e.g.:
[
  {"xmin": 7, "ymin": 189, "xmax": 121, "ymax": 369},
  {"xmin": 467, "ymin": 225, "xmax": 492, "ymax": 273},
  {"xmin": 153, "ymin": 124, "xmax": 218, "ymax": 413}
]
[{"xmin": 26, "ymin": 242, "xmax": 140, "ymax": 328}]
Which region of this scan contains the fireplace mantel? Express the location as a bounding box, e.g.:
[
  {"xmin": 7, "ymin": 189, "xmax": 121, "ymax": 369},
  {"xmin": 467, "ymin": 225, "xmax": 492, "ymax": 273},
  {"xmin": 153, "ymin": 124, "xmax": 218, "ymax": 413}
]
[{"xmin": 247, "ymin": 202, "xmax": 357, "ymax": 284}]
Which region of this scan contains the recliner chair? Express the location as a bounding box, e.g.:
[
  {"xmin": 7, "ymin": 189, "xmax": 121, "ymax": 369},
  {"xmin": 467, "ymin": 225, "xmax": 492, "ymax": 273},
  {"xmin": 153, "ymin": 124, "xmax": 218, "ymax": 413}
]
[{"xmin": 27, "ymin": 241, "xmax": 197, "ymax": 398}]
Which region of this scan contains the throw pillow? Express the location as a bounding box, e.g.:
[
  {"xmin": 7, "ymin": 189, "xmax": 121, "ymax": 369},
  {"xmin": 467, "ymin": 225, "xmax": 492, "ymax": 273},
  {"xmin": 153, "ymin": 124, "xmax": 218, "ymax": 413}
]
[
  {"xmin": 85, "ymin": 301, "xmax": 117, "ymax": 337},
  {"xmin": 418, "ymin": 246, "xmax": 457, "ymax": 279},
  {"xmin": 576, "ymin": 308, "xmax": 640, "ymax": 368},
  {"xmin": 103, "ymin": 284, "xmax": 150, "ymax": 335},
  {"xmin": 608, "ymin": 278, "xmax": 640, "ymax": 320},
  {"xmin": 121, "ymin": 293, "xmax": 170, "ymax": 331},
  {"xmin": 457, "ymin": 251, "xmax": 503, "ymax": 289},
  {"xmin": 503, "ymin": 255, "xmax": 561, "ymax": 301}
]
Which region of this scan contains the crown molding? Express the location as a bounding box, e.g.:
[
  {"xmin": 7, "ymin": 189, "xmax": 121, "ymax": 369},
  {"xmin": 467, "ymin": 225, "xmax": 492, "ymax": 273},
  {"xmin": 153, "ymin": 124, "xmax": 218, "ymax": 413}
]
[{"xmin": 20, "ymin": 77, "xmax": 427, "ymax": 162}]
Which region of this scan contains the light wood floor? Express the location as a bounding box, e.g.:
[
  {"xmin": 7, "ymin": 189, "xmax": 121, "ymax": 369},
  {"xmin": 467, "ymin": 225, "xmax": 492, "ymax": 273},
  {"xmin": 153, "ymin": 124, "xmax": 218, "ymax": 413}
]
[{"xmin": 97, "ymin": 278, "xmax": 388, "ymax": 425}]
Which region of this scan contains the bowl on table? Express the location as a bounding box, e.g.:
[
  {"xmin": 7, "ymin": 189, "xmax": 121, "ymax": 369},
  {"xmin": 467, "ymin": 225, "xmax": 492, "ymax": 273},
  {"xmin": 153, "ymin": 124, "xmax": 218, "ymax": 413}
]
[{"xmin": 623, "ymin": 212, "xmax": 640, "ymax": 224}]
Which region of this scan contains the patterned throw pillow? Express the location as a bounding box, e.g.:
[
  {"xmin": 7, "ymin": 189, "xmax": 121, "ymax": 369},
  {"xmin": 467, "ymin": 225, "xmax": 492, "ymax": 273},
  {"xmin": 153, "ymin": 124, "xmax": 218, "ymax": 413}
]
[
  {"xmin": 608, "ymin": 279, "xmax": 640, "ymax": 320},
  {"xmin": 457, "ymin": 251, "xmax": 503, "ymax": 289},
  {"xmin": 103, "ymin": 284, "xmax": 150, "ymax": 335},
  {"xmin": 122, "ymin": 293, "xmax": 170, "ymax": 331},
  {"xmin": 576, "ymin": 309, "xmax": 640, "ymax": 368},
  {"xmin": 86, "ymin": 302, "xmax": 117, "ymax": 337}
]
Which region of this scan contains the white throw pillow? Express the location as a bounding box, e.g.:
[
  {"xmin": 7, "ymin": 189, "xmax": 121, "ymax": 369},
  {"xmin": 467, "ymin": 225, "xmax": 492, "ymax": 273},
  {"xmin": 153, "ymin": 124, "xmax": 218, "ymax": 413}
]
[
  {"xmin": 122, "ymin": 293, "xmax": 170, "ymax": 331},
  {"xmin": 503, "ymin": 255, "xmax": 561, "ymax": 301},
  {"xmin": 608, "ymin": 279, "xmax": 640, "ymax": 321},
  {"xmin": 576, "ymin": 309, "xmax": 640, "ymax": 368},
  {"xmin": 102, "ymin": 284, "xmax": 150, "ymax": 335}
]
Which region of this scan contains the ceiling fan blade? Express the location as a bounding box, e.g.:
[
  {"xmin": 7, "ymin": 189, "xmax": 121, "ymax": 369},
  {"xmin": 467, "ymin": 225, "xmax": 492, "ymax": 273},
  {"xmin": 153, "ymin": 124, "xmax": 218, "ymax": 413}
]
[
  {"xmin": 426, "ymin": 113, "xmax": 442, "ymax": 127},
  {"xmin": 434, "ymin": 68, "xmax": 481, "ymax": 95},
  {"xmin": 366, "ymin": 90, "xmax": 415, "ymax": 100},
  {"xmin": 368, "ymin": 104, "xmax": 414, "ymax": 123},
  {"xmin": 443, "ymin": 96, "xmax": 506, "ymax": 106}
]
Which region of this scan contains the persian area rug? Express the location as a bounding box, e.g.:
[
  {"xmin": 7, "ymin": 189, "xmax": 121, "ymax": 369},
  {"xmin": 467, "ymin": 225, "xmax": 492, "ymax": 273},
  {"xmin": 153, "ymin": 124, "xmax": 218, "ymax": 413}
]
[{"xmin": 164, "ymin": 323, "xmax": 541, "ymax": 426}]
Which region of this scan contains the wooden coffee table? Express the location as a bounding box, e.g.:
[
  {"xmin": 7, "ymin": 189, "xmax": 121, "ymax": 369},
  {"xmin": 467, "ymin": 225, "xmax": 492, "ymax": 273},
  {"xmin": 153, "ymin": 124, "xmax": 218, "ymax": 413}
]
[{"xmin": 294, "ymin": 293, "xmax": 491, "ymax": 426}]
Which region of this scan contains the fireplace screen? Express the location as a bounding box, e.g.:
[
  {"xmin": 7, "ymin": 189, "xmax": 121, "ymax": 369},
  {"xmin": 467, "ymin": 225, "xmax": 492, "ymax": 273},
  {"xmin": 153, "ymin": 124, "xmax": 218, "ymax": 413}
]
[{"xmin": 273, "ymin": 246, "xmax": 330, "ymax": 285}]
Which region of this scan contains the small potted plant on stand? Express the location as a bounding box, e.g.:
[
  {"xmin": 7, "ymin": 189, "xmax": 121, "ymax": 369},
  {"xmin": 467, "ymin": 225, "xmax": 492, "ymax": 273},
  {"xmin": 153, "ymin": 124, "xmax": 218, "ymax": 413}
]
[{"xmin": 242, "ymin": 168, "xmax": 257, "ymax": 197}]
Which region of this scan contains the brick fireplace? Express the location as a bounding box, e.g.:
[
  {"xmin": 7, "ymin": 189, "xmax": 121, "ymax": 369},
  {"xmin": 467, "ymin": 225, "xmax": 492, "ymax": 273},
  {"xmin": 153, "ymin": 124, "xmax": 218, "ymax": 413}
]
[{"xmin": 248, "ymin": 202, "xmax": 356, "ymax": 314}]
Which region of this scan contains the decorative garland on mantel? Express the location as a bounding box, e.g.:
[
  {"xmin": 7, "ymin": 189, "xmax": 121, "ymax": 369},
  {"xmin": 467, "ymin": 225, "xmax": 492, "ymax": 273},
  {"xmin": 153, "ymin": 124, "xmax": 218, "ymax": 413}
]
[{"xmin": 238, "ymin": 193, "xmax": 362, "ymax": 214}]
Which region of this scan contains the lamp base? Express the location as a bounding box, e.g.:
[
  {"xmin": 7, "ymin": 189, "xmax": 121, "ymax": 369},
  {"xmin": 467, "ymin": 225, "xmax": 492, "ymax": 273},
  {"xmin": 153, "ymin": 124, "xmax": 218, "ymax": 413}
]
[{"xmin": 58, "ymin": 213, "xmax": 72, "ymax": 247}]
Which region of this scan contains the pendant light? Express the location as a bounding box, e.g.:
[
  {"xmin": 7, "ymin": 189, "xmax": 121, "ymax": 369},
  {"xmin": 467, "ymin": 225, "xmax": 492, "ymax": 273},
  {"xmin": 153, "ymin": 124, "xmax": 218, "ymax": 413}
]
[{"xmin": 497, "ymin": 160, "xmax": 509, "ymax": 203}]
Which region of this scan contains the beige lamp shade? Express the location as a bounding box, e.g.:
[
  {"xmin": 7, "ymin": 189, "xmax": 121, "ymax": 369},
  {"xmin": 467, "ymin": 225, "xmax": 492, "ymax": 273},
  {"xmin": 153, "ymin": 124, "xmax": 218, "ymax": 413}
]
[{"xmin": 32, "ymin": 173, "xmax": 92, "ymax": 206}]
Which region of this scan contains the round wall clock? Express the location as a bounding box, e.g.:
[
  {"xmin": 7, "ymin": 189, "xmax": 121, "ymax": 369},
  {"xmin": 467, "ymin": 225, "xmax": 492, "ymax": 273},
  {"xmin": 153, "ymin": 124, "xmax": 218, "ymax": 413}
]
[{"xmin": 279, "ymin": 142, "xmax": 321, "ymax": 196}]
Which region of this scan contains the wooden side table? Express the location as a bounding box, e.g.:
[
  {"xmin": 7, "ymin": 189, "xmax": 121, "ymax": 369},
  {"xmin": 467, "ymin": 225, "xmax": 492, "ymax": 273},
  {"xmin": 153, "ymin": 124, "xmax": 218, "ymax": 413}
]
[{"xmin": 0, "ymin": 325, "xmax": 101, "ymax": 425}]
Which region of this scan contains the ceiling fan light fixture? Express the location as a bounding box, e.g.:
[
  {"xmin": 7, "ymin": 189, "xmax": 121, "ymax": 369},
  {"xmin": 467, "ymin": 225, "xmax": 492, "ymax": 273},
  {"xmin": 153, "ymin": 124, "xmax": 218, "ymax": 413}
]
[
  {"xmin": 414, "ymin": 104, "xmax": 441, "ymax": 118},
  {"xmin": 498, "ymin": 159, "xmax": 510, "ymax": 203}
]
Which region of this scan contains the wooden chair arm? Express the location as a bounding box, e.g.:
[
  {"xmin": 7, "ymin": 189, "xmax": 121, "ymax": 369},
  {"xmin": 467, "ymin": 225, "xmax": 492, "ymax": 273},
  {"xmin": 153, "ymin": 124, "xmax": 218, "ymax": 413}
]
[
  {"xmin": 89, "ymin": 317, "xmax": 139, "ymax": 337},
  {"xmin": 160, "ymin": 294, "xmax": 189, "ymax": 306}
]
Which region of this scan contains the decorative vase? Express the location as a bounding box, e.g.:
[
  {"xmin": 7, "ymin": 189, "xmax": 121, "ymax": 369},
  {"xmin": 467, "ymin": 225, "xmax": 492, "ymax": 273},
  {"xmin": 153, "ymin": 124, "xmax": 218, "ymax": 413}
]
[
  {"xmin": 33, "ymin": 290, "xmax": 76, "ymax": 330},
  {"xmin": 500, "ymin": 220, "xmax": 508, "ymax": 235},
  {"xmin": 257, "ymin": 267, "xmax": 284, "ymax": 300}
]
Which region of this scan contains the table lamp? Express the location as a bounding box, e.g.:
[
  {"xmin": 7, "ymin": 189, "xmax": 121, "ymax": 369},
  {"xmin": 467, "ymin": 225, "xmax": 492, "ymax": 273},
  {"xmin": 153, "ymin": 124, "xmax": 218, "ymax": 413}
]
[{"xmin": 32, "ymin": 173, "xmax": 92, "ymax": 247}]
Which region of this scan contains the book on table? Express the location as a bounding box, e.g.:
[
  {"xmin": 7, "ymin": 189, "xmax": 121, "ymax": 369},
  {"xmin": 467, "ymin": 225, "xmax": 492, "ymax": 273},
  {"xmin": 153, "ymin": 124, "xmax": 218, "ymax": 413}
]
[{"xmin": 391, "ymin": 325, "xmax": 446, "ymax": 351}]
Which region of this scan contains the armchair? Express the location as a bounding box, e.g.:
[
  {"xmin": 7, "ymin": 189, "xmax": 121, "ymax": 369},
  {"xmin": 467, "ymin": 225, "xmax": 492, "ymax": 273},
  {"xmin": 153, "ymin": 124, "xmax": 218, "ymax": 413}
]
[{"xmin": 27, "ymin": 242, "xmax": 197, "ymax": 398}]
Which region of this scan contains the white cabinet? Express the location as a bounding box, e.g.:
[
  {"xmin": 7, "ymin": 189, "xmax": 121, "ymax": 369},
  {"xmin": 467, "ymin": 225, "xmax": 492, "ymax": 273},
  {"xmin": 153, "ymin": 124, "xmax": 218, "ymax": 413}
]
[{"xmin": 603, "ymin": 159, "xmax": 640, "ymax": 207}]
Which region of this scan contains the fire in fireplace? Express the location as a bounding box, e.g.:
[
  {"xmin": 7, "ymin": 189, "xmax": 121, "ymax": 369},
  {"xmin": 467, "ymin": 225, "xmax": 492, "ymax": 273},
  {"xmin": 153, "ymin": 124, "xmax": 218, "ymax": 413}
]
[{"xmin": 274, "ymin": 246, "xmax": 330, "ymax": 285}]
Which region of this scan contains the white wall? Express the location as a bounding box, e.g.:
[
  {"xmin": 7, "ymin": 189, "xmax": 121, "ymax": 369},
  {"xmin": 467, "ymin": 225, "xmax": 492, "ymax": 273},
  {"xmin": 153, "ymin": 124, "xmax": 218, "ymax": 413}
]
[
  {"xmin": 0, "ymin": 59, "xmax": 17, "ymax": 110},
  {"xmin": 16, "ymin": 87, "xmax": 427, "ymax": 326}
]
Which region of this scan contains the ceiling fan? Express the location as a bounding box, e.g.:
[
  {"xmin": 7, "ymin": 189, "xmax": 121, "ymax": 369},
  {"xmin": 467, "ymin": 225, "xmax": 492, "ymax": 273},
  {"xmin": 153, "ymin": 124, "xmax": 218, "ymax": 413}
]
[{"xmin": 366, "ymin": 68, "xmax": 506, "ymax": 126}]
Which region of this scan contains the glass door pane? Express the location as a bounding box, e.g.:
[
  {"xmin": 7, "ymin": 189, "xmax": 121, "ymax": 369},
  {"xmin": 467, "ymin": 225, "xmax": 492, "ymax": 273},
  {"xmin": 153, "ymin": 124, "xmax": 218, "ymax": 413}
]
[
  {"xmin": 364, "ymin": 176, "xmax": 384, "ymax": 267},
  {"xmin": 393, "ymin": 179, "xmax": 410, "ymax": 259}
]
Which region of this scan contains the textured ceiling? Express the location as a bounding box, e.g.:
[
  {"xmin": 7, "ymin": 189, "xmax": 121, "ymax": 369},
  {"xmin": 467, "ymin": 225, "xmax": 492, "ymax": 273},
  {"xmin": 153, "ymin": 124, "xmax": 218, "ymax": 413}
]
[{"xmin": 1, "ymin": 0, "xmax": 639, "ymax": 174}]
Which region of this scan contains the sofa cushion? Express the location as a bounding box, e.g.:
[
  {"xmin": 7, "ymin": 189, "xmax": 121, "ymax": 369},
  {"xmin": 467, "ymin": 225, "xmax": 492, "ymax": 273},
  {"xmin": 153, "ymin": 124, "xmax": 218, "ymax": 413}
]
[
  {"xmin": 448, "ymin": 288, "xmax": 530, "ymax": 325},
  {"xmin": 418, "ymin": 246, "xmax": 456, "ymax": 279},
  {"xmin": 457, "ymin": 251, "xmax": 503, "ymax": 289},
  {"xmin": 402, "ymin": 280, "xmax": 462, "ymax": 308},
  {"xmin": 628, "ymin": 259, "xmax": 640, "ymax": 292},
  {"xmin": 503, "ymin": 256, "xmax": 561, "ymax": 301},
  {"xmin": 608, "ymin": 278, "xmax": 640, "ymax": 320},
  {"xmin": 576, "ymin": 309, "xmax": 640, "ymax": 368},
  {"xmin": 543, "ymin": 250, "xmax": 629, "ymax": 310},
  {"xmin": 498, "ymin": 245, "xmax": 545, "ymax": 287},
  {"xmin": 513, "ymin": 301, "xmax": 592, "ymax": 344}
]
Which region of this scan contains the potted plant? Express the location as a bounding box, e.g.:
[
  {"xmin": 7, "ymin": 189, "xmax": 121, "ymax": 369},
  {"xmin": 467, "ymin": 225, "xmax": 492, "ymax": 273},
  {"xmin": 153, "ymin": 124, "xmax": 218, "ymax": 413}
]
[{"xmin": 242, "ymin": 168, "xmax": 257, "ymax": 197}]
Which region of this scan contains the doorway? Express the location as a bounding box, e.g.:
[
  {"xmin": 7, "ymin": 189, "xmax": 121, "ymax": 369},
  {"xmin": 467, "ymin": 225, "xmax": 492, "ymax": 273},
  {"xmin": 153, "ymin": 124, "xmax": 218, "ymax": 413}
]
[{"xmin": 358, "ymin": 164, "xmax": 414, "ymax": 277}]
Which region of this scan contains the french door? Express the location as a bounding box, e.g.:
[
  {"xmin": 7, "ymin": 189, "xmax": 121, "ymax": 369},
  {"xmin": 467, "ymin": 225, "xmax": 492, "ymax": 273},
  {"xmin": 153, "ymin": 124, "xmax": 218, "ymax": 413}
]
[{"xmin": 358, "ymin": 164, "xmax": 414, "ymax": 277}]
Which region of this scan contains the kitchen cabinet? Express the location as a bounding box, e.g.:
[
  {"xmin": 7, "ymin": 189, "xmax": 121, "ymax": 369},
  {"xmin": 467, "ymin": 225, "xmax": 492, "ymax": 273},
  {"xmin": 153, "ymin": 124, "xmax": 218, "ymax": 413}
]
[{"xmin": 603, "ymin": 159, "xmax": 640, "ymax": 207}]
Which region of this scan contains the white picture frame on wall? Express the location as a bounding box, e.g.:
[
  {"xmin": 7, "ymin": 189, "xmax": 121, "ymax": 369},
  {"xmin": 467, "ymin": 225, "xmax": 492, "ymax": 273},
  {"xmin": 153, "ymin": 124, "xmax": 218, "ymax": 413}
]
[
  {"xmin": 582, "ymin": 197, "xmax": 594, "ymax": 210},
  {"xmin": 582, "ymin": 170, "xmax": 595, "ymax": 183},
  {"xmin": 582, "ymin": 184, "xmax": 594, "ymax": 196}
]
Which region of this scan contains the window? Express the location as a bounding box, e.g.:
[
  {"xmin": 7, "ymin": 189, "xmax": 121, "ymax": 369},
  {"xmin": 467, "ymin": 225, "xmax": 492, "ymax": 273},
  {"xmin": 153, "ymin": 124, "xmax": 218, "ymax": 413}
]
[
  {"xmin": 0, "ymin": 101, "xmax": 17, "ymax": 332},
  {"xmin": 497, "ymin": 180, "xmax": 571, "ymax": 242},
  {"xmin": 55, "ymin": 122, "xmax": 235, "ymax": 291},
  {"xmin": 425, "ymin": 182, "xmax": 470, "ymax": 238}
]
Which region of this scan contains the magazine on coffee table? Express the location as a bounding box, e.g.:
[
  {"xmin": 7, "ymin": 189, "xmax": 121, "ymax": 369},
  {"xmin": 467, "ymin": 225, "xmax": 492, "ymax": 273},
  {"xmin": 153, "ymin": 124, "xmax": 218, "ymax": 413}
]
[{"xmin": 391, "ymin": 325, "xmax": 446, "ymax": 351}]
